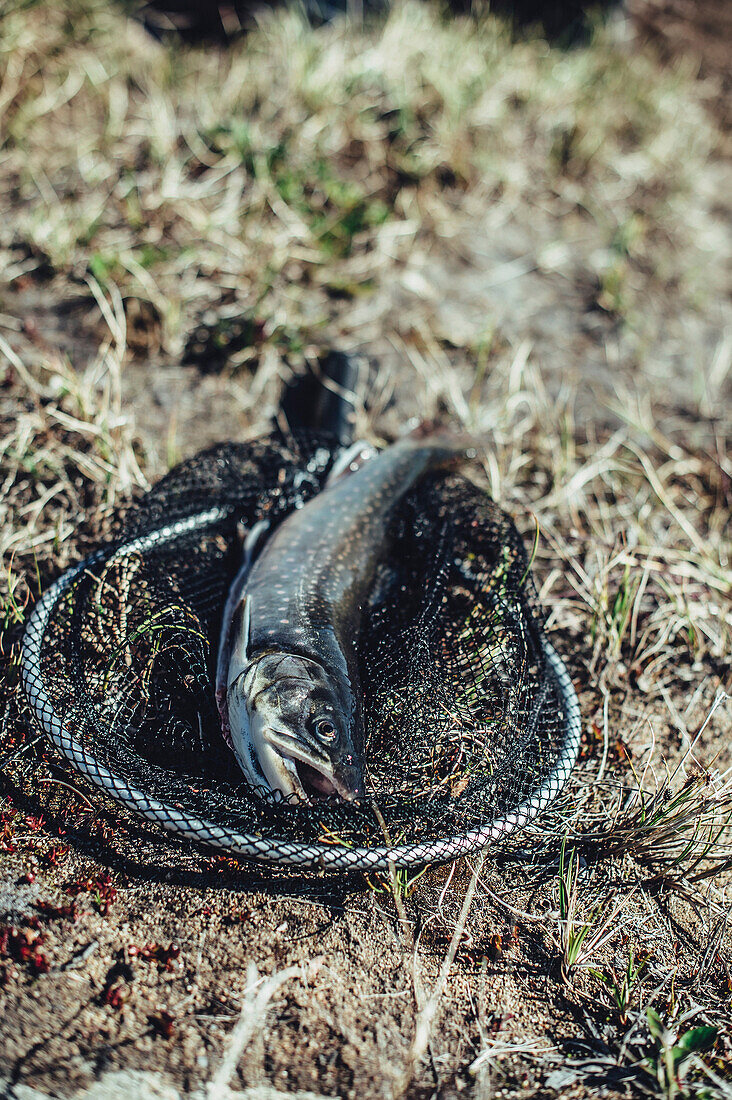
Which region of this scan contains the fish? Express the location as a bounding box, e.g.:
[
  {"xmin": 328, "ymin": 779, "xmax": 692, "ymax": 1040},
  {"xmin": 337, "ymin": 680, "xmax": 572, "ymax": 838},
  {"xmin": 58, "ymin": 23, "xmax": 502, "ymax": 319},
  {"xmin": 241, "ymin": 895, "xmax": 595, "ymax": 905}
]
[{"xmin": 216, "ymin": 432, "xmax": 472, "ymax": 803}]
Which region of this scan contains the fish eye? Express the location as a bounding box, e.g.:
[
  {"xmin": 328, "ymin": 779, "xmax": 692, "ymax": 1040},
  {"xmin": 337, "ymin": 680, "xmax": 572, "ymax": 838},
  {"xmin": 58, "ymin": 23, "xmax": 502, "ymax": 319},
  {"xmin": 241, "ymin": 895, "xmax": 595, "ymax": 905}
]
[{"xmin": 313, "ymin": 718, "xmax": 337, "ymax": 743}]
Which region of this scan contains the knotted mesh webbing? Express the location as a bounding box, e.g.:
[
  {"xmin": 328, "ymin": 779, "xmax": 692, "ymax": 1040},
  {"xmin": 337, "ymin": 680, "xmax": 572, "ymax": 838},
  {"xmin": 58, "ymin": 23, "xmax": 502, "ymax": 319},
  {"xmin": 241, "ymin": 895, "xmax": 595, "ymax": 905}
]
[{"xmin": 21, "ymin": 436, "xmax": 580, "ymax": 870}]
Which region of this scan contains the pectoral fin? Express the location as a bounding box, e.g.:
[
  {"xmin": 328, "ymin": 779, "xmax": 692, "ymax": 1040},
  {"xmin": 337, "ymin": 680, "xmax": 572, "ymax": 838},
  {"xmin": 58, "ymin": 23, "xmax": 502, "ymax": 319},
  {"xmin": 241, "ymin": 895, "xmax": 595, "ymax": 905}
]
[
  {"xmin": 227, "ymin": 595, "xmax": 251, "ymax": 686},
  {"xmin": 216, "ymin": 518, "xmax": 269, "ymax": 742}
]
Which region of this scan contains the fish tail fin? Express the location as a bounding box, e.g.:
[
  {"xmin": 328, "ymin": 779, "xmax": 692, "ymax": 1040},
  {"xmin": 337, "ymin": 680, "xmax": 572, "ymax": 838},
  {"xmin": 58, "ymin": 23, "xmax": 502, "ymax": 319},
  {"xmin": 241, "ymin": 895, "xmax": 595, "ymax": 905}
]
[{"xmin": 276, "ymin": 350, "xmax": 370, "ymax": 448}]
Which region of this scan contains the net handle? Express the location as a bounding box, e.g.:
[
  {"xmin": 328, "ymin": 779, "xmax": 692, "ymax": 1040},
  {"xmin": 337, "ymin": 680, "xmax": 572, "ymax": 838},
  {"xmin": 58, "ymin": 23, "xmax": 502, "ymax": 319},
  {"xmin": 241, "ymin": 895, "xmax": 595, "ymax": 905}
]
[{"xmin": 21, "ymin": 509, "xmax": 581, "ymax": 871}]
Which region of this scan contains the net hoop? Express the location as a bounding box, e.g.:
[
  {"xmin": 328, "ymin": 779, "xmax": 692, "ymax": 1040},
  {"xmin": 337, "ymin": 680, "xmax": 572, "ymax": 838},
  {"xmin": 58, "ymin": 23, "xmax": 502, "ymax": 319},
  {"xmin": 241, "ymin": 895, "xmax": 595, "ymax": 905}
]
[{"xmin": 21, "ymin": 508, "xmax": 581, "ymax": 871}]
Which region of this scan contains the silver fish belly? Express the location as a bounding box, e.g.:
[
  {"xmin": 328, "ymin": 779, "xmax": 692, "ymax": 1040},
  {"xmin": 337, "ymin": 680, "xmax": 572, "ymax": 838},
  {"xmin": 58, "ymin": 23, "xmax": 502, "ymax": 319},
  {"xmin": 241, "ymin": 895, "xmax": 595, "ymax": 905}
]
[{"xmin": 218, "ymin": 434, "xmax": 467, "ymax": 803}]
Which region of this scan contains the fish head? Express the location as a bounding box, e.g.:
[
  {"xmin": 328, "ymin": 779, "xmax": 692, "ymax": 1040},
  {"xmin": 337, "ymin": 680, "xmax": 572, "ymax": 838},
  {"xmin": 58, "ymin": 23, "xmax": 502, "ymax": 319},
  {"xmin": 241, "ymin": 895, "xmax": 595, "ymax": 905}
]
[{"xmin": 228, "ymin": 652, "xmax": 363, "ymax": 804}]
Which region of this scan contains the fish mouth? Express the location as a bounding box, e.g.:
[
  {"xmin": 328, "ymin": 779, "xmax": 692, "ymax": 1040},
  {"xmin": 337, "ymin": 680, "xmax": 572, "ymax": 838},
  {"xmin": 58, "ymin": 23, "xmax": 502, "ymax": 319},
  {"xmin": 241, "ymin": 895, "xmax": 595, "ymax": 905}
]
[
  {"xmin": 272, "ymin": 737, "xmax": 361, "ymax": 803},
  {"xmin": 292, "ymin": 758, "xmax": 341, "ymax": 800}
]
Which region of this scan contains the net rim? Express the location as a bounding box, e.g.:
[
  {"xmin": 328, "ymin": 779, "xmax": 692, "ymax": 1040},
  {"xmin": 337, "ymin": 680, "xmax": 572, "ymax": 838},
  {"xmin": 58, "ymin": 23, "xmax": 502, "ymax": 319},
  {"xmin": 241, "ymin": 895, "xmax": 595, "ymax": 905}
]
[{"xmin": 20, "ymin": 508, "xmax": 581, "ymax": 871}]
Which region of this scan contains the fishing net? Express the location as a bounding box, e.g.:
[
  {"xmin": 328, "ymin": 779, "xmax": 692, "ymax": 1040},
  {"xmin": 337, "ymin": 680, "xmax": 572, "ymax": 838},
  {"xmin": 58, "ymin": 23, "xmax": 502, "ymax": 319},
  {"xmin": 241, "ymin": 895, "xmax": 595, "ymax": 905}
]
[{"xmin": 21, "ymin": 434, "xmax": 580, "ymax": 871}]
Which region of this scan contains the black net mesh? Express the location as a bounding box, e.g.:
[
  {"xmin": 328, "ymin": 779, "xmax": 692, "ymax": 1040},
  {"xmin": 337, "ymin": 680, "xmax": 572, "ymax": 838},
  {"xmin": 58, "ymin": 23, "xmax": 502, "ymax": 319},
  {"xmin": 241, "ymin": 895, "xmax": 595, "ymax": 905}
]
[{"xmin": 21, "ymin": 435, "xmax": 580, "ymax": 870}]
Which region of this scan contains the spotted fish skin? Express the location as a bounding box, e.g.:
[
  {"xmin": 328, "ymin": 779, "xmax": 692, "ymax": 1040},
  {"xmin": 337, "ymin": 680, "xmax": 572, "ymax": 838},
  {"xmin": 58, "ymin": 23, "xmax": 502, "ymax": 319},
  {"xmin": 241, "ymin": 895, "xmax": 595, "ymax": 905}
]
[{"xmin": 225, "ymin": 434, "xmax": 468, "ymax": 801}]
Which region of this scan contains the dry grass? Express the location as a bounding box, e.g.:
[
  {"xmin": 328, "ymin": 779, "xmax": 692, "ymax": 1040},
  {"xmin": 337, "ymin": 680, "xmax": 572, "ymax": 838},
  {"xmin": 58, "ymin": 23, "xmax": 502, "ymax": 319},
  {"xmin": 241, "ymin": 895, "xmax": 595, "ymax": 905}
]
[
  {"xmin": 0, "ymin": 0, "xmax": 726, "ymax": 362},
  {"xmin": 0, "ymin": 1, "xmax": 731, "ymax": 1097}
]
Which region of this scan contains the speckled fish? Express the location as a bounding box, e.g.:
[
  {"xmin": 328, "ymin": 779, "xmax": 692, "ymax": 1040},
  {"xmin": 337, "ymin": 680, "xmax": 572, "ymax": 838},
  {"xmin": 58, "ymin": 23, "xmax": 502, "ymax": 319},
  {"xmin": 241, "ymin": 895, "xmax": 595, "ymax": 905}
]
[{"xmin": 216, "ymin": 433, "xmax": 471, "ymax": 803}]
